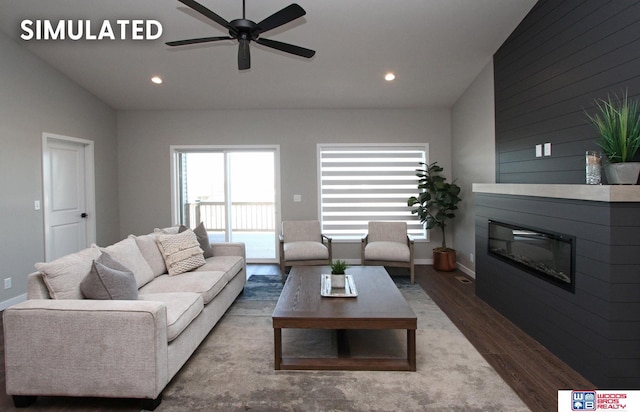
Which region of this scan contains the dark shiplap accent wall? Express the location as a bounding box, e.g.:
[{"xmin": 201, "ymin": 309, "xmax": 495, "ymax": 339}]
[
  {"xmin": 475, "ymin": 193, "xmax": 640, "ymax": 388},
  {"xmin": 494, "ymin": 0, "xmax": 640, "ymax": 183}
]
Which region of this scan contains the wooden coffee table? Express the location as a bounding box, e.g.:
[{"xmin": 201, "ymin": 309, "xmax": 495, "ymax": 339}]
[{"xmin": 272, "ymin": 265, "xmax": 417, "ymax": 371}]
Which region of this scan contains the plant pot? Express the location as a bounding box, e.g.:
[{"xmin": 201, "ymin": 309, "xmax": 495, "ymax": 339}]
[
  {"xmin": 433, "ymin": 249, "xmax": 457, "ymax": 272},
  {"xmin": 331, "ymin": 274, "xmax": 346, "ymax": 288},
  {"xmin": 604, "ymin": 163, "xmax": 640, "ymax": 184}
]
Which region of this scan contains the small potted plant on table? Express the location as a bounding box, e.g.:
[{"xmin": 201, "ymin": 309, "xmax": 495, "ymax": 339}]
[
  {"xmin": 407, "ymin": 161, "xmax": 462, "ymax": 271},
  {"xmin": 330, "ymin": 259, "xmax": 348, "ymax": 288}
]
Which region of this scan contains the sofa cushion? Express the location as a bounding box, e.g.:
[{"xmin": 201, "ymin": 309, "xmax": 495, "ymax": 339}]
[
  {"xmin": 364, "ymin": 241, "xmax": 411, "ymax": 262},
  {"xmin": 284, "ymin": 241, "xmax": 329, "ymax": 261},
  {"xmin": 35, "ymin": 247, "xmax": 102, "ymax": 299},
  {"xmin": 194, "ymin": 256, "xmax": 244, "ymax": 283},
  {"xmin": 99, "ymin": 238, "xmax": 155, "ymax": 288},
  {"xmin": 80, "ymin": 252, "xmax": 138, "ymax": 300},
  {"xmin": 138, "ymin": 292, "xmax": 203, "ymax": 342},
  {"xmin": 179, "ymin": 222, "xmax": 213, "ymax": 258},
  {"xmin": 156, "ymin": 230, "xmax": 206, "ymax": 276},
  {"xmin": 154, "ymin": 226, "xmax": 180, "ymax": 235},
  {"xmin": 138, "ymin": 271, "xmax": 227, "ymax": 304},
  {"xmin": 129, "ymin": 233, "xmax": 167, "ymax": 277}
]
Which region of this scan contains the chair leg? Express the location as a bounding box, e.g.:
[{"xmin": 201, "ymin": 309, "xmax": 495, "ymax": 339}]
[{"xmin": 410, "ymin": 264, "xmax": 415, "ymax": 284}]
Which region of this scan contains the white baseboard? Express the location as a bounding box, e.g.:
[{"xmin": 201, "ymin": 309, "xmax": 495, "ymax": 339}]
[
  {"xmin": 339, "ymin": 258, "xmax": 476, "ymax": 278},
  {"xmin": 456, "ymin": 262, "xmax": 476, "ymax": 278},
  {"xmin": 344, "ymin": 259, "xmax": 433, "ymax": 265},
  {"xmin": 0, "ymin": 293, "xmax": 27, "ymax": 310}
]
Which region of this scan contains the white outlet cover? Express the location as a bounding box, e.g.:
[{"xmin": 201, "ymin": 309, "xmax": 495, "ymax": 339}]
[
  {"xmin": 544, "ymin": 142, "xmax": 552, "ymax": 156},
  {"xmin": 535, "ymin": 144, "xmax": 542, "ymax": 158}
]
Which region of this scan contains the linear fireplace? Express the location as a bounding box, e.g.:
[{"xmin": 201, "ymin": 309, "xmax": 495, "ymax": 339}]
[{"xmin": 488, "ymin": 220, "xmax": 575, "ymax": 292}]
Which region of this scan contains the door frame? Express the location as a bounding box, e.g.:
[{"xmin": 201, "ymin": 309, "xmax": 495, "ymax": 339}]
[
  {"xmin": 170, "ymin": 145, "xmax": 281, "ymax": 263},
  {"xmin": 42, "ymin": 133, "xmax": 96, "ymax": 261}
]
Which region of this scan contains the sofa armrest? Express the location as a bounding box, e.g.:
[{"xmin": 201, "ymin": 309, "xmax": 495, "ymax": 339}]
[
  {"xmin": 3, "ymin": 299, "xmax": 169, "ymax": 400},
  {"xmin": 211, "ymin": 242, "xmax": 246, "ymax": 260}
]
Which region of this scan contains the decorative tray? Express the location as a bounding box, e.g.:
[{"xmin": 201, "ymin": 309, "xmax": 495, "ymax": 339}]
[{"xmin": 321, "ymin": 274, "xmax": 358, "ymax": 297}]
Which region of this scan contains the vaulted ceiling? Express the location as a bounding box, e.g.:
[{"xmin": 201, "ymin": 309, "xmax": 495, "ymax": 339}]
[{"xmin": 0, "ymin": 0, "xmax": 537, "ymax": 110}]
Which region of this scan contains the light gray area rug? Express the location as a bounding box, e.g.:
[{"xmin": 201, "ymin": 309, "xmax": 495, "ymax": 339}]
[{"xmin": 156, "ymin": 276, "xmax": 530, "ymax": 412}]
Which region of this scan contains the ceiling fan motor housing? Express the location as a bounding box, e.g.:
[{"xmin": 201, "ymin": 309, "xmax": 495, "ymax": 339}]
[{"xmin": 230, "ymin": 19, "xmax": 258, "ymax": 40}]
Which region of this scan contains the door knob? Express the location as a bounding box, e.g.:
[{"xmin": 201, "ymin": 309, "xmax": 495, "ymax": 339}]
[{"xmin": 81, "ymin": 213, "xmax": 88, "ymax": 218}]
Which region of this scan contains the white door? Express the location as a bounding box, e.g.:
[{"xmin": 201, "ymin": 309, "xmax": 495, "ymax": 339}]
[{"xmin": 43, "ymin": 134, "xmax": 96, "ymax": 261}]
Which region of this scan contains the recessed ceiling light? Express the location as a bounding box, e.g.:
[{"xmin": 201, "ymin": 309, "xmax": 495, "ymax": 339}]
[
  {"xmin": 384, "ymin": 72, "xmax": 396, "ymax": 81},
  {"xmin": 151, "ymin": 76, "xmax": 163, "ymax": 84}
]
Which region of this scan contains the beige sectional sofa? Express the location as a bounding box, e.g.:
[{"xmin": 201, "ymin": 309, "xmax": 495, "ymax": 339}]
[{"xmin": 3, "ymin": 226, "xmax": 246, "ymax": 410}]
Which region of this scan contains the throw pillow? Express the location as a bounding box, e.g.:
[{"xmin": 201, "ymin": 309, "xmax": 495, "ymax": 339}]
[
  {"xmin": 156, "ymin": 229, "xmax": 206, "ymax": 276},
  {"xmin": 80, "ymin": 252, "xmax": 138, "ymax": 300},
  {"xmin": 35, "ymin": 247, "xmax": 102, "ymax": 299},
  {"xmin": 129, "ymin": 233, "xmax": 167, "ymax": 277},
  {"xmin": 179, "ymin": 222, "xmax": 213, "ymax": 258},
  {"xmin": 98, "ymin": 238, "xmax": 155, "ymax": 288}
]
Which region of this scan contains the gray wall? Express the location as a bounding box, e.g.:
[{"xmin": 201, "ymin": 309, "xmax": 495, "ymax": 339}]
[
  {"xmin": 451, "ymin": 61, "xmax": 496, "ymax": 275},
  {"xmin": 0, "ymin": 32, "xmax": 119, "ymax": 305},
  {"xmin": 116, "ymin": 108, "xmax": 452, "ymax": 261}
]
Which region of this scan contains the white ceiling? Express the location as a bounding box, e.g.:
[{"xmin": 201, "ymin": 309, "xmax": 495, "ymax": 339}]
[{"xmin": 0, "ymin": 0, "xmax": 537, "ymax": 111}]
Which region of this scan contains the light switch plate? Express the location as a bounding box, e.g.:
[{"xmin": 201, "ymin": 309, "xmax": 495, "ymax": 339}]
[
  {"xmin": 544, "ymin": 142, "xmax": 552, "ymax": 156},
  {"xmin": 293, "ymin": 194, "xmax": 302, "ymax": 202},
  {"xmin": 535, "ymin": 144, "xmax": 542, "ymax": 158}
]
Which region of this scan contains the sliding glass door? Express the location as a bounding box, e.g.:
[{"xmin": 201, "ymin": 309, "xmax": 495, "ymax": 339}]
[{"xmin": 173, "ymin": 147, "xmax": 278, "ymax": 262}]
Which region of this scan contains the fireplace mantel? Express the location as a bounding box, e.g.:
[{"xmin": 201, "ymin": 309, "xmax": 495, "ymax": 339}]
[{"xmin": 473, "ymin": 183, "xmax": 640, "ymax": 202}]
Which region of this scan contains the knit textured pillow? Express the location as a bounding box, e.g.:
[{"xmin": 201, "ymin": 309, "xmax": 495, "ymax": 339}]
[
  {"xmin": 179, "ymin": 222, "xmax": 213, "ymax": 258},
  {"xmin": 156, "ymin": 229, "xmax": 206, "ymax": 276}
]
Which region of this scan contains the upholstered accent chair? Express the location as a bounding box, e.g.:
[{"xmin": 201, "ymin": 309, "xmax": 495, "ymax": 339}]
[
  {"xmin": 361, "ymin": 221, "xmax": 415, "ymax": 283},
  {"xmin": 279, "ymin": 220, "xmax": 332, "ymax": 282}
]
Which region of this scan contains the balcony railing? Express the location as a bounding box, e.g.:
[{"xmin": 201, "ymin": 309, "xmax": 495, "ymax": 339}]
[{"xmin": 186, "ymin": 201, "xmax": 275, "ymax": 232}]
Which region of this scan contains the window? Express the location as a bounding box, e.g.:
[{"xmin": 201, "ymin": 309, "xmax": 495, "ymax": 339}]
[{"xmin": 318, "ymin": 144, "xmax": 427, "ymax": 240}]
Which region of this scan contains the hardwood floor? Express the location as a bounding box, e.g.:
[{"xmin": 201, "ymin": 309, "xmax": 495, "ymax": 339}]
[
  {"xmin": 0, "ymin": 263, "xmax": 592, "ymax": 411},
  {"xmin": 412, "ymin": 264, "xmax": 594, "ymax": 412}
]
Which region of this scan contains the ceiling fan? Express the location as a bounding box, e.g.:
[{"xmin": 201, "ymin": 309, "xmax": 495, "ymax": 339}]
[{"xmin": 166, "ymin": 0, "xmax": 315, "ymax": 70}]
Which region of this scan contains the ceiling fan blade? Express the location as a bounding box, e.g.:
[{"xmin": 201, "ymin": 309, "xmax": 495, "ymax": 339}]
[
  {"xmin": 256, "ymin": 3, "xmax": 306, "ymax": 34},
  {"xmin": 166, "ymin": 36, "xmax": 232, "ymax": 46},
  {"xmin": 238, "ymin": 38, "xmax": 251, "ymax": 70},
  {"xmin": 256, "ymin": 38, "xmax": 315, "ymax": 58},
  {"xmin": 177, "ymin": 0, "xmax": 236, "ymax": 34}
]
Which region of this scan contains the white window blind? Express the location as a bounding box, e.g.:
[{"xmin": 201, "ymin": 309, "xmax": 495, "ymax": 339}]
[{"xmin": 318, "ymin": 144, "xmax": 427, "ymax": 240}]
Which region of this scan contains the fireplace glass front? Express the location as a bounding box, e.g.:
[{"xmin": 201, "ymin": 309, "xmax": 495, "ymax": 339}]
[{"xmin": 488, "ymin": 220, "xmax": 575, "ymax": 292}]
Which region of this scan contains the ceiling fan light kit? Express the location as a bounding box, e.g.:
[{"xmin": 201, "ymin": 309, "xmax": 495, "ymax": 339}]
[{"xmin": 166, "ymin": 0, "xmax": 315, "ymax": 70}]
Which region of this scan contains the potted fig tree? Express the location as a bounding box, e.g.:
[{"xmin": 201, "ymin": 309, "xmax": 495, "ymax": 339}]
[
  {"xmin": 407, "ymin": 162, "xmax": 462, "ymax": 271},
  {"xmin": 586, "ymin": 90, "xmax": 640, "ymax": 184}
]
